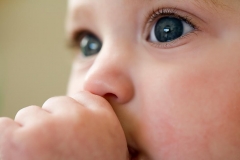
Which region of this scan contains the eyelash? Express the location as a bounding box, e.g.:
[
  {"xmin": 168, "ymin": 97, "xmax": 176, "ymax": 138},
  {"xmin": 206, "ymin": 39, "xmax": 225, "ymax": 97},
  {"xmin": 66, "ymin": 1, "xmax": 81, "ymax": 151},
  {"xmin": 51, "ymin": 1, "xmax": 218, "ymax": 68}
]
[
  {"xmin": 145, "ymin": 8, "xmax": 200, "ymax": 48},
  {"xmin": 68, "ymin": 31, "xmax": 88, "ymax": 50}
]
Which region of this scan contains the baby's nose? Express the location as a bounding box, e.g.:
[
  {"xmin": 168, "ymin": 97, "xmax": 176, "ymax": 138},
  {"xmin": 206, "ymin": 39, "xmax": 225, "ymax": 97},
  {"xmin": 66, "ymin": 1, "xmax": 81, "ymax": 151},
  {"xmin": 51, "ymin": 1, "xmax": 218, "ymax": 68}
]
[{"xmin": 82, "ymin": 45, "xmax": 134, "ymax": 104}]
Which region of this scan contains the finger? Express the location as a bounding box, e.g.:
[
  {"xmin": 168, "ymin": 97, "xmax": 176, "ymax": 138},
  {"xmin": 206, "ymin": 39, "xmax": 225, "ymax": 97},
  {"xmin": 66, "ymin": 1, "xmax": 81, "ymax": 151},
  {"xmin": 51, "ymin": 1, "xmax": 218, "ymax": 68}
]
[
  {"xmin": 70, "ymin": 91, "xmax": 113, "ymax": 112},
  {"xmin": 0, "ymin": 117, "xmax": 20, "ymax": 145},
  {"xmin": 14, "ymin": 105, "xmax": 50, "ymax": 126},
  {"xmin": 0, "ymin": 118, "xmax": 20, "ymax": 157},
  {"xmin": 0, "ymin": 117, "xmax": 20, "ymax": 131},
  {"xmin": 42, "ymin": 96, "xmax": 83, "ymax": 115}
]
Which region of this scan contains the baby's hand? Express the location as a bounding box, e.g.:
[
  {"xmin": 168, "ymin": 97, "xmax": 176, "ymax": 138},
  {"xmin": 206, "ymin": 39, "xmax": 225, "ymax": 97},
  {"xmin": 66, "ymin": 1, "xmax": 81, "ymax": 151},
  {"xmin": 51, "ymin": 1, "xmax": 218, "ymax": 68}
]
[{"xmin": 0, "ymin": 92, "xmax": 129, "ymax": 160}]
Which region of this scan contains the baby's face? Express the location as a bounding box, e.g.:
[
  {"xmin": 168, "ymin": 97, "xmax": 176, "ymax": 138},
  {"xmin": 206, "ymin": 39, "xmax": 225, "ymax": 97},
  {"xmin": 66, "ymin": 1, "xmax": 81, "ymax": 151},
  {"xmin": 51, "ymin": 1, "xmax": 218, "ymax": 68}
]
[{"xmin": 66, "ymin": 0, "xmax": 240, "ymax": 159}]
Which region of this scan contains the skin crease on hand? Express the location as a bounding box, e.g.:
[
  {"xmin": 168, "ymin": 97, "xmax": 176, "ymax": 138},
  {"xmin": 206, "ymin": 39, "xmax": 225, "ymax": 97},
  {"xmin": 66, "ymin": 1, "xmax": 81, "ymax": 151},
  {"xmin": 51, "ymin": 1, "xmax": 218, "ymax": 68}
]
[{"xmin": 66, "ymin": 0, "xmax": 240, "ymax": 159}]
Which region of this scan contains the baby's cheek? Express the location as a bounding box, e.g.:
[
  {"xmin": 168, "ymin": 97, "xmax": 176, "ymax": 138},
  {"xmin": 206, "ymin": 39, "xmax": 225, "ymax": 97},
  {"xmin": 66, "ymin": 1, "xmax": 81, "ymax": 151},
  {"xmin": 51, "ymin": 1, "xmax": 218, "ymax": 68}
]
[
  {"xmin": 173, "ymin": 72, "xmax": 239, "ymax": 154},
  {"xmin": 142, "ymin": 67, "xmax": 240, "ymax": 159}
]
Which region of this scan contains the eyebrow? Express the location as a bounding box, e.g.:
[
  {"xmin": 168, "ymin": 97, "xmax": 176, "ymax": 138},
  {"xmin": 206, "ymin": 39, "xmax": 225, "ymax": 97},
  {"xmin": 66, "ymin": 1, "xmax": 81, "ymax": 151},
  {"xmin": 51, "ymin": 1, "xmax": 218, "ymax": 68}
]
[
  {"xmin": 194, "ymin": 0, "xmax": 228, "ymax": 11},
  {"xmin": 199, "ymin": 0, "xmax": 221, "ymax": 6}
]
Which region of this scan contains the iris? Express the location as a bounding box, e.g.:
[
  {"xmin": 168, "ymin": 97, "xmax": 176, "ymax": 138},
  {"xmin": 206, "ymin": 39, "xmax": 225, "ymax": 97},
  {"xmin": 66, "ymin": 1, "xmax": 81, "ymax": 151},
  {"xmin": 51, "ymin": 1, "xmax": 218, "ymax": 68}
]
[
  {"xmin": 154, "ymin": 17, "xmax": 184, "ymax": 42},
  {"xmin": 80, "ymin": 34, "xmax": 102, "ymax": 56}
]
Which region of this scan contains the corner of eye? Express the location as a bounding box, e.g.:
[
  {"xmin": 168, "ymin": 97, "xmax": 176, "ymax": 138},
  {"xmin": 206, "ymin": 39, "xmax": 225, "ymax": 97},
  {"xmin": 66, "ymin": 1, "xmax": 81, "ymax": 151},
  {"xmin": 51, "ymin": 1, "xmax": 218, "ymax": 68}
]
[{"xmin": 65, "ymin": 37, "xmax": 77, "ymax": 49}]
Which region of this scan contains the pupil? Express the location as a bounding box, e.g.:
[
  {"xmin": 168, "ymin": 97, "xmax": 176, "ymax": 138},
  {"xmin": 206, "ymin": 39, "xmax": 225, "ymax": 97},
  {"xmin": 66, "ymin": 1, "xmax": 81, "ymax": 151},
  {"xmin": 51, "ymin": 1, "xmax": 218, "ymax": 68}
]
[
  {"xmin": 80, "ymin": 34, "xmax": 101, "ymax": 56},
  {"xmin": 154, "ymin": 17, "xmax": 183, "ymax": 42}
]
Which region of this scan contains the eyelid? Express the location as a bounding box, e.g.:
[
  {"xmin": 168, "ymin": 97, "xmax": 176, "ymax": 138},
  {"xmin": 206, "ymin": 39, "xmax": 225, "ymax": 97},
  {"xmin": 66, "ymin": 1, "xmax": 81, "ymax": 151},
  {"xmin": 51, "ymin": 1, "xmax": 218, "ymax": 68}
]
[{"xmin": 144, "ymin": 7, "xmax": 201, "ymax": 48}]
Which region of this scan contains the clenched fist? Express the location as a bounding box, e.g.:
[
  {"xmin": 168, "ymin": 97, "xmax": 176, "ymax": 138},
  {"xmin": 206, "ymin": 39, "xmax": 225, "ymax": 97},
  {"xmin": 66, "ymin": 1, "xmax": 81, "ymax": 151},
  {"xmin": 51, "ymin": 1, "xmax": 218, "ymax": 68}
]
[{"xmin": 0, "ymin": 92, "xmax": 129, "ymax": 160}]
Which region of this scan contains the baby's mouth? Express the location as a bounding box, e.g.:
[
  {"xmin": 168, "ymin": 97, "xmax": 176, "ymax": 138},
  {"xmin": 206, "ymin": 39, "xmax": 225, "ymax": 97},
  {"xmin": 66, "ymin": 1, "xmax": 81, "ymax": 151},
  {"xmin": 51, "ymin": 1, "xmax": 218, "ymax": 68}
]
[{"xmin": 128, "ymin": 145, "xmax": 139, "ymax": 160}]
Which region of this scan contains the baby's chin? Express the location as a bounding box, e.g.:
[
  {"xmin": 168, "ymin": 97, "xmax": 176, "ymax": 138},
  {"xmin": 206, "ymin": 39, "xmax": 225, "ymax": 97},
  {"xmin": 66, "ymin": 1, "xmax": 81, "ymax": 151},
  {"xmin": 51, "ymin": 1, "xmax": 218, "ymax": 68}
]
[
  {"xmin": 128, "ymin": 144, "xmax": 240, "ymax": 160},
  {"xmin": 127, "ymin": 140, "xmax": 209, "ymax": 160}
]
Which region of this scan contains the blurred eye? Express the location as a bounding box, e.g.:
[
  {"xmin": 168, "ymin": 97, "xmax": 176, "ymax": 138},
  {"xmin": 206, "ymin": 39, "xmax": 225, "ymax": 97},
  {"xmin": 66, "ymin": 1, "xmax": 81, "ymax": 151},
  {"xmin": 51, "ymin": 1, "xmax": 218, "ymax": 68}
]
[
  {"xmin": 80, "ymin": 33, "xmax": 102, "ymax": 57},
  {"xmin": 149, "ymin": 17, "xmax": 194, "ymax": 43}
]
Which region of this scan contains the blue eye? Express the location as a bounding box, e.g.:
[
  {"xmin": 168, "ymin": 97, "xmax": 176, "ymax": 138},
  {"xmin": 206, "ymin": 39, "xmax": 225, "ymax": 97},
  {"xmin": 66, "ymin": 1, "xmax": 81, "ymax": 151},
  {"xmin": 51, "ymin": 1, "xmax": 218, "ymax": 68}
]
[
  {"xmin": 149, "ymin": 17, "xmax": 194, "ymax": 43},
  {"xmin": 80, "ymin": 34, "xmax": 102, "ymax": 57}
]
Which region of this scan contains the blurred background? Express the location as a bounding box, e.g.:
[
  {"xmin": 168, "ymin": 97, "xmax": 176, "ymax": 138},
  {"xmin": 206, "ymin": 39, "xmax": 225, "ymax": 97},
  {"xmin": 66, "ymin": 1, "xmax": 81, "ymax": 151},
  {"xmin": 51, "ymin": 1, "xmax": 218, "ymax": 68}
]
[{"xmin": 0, "ymin": 1, "xmax": 72, "ymax": 118}]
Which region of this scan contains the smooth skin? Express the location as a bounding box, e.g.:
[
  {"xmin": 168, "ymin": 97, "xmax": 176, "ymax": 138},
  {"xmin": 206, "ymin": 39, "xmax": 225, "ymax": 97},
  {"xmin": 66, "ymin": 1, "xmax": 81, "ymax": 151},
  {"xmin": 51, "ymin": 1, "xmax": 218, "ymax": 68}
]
[
  {"xmin": 0, "ymin": 92, "xmax": 128, "ymax": 160},
  {"xmin": 1, "ymin": 0, "xmax": 240, "ymax": 159}
]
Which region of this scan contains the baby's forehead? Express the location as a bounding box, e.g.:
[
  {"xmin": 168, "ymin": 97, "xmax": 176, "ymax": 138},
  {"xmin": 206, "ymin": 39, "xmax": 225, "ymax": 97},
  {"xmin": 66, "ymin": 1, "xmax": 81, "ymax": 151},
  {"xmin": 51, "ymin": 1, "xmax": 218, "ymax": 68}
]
[
  {"xmin": 68, "ymin": 0, "xmax": 230, "ymax": 11},
  {"xmin": 66, "ymin": 0, "xmax": 237, "ymax": 31}
]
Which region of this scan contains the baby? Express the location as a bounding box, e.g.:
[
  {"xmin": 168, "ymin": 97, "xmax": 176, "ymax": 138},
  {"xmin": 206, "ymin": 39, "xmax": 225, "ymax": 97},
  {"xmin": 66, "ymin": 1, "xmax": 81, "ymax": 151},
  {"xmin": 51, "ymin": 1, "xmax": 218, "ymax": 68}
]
[{"xmin": 1, "ymin": 0, "xmax": 240, "ymax": 159}]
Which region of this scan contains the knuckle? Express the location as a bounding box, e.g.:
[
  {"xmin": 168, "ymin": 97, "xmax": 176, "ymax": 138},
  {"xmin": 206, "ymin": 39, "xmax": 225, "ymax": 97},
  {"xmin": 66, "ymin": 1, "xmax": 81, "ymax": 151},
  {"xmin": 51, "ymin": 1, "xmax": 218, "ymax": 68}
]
[
  {"xmin": 43, "ymin": 96, "xmax": 62, "ymax": 106},
  {"xmin": 42, "ymin": 96, "xmax": 78, "ymax": 111},
  {"xmin": 0, "ymin": 119, "xmax": 17, "ymax": 159},
  {"xmin": 0, "ymin": 117, "xmax": 19, "ymax": 133},
  {"xmin": 0, "ymin": 117, "xmax": 14, "ymax": 127},
  {"xmin": 43, "ymin": 96, "xmax": 70, "ymax": 106},
  {"xmin": 15, "ymin": 105, "xmax": 40, "ymax": 119}
]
